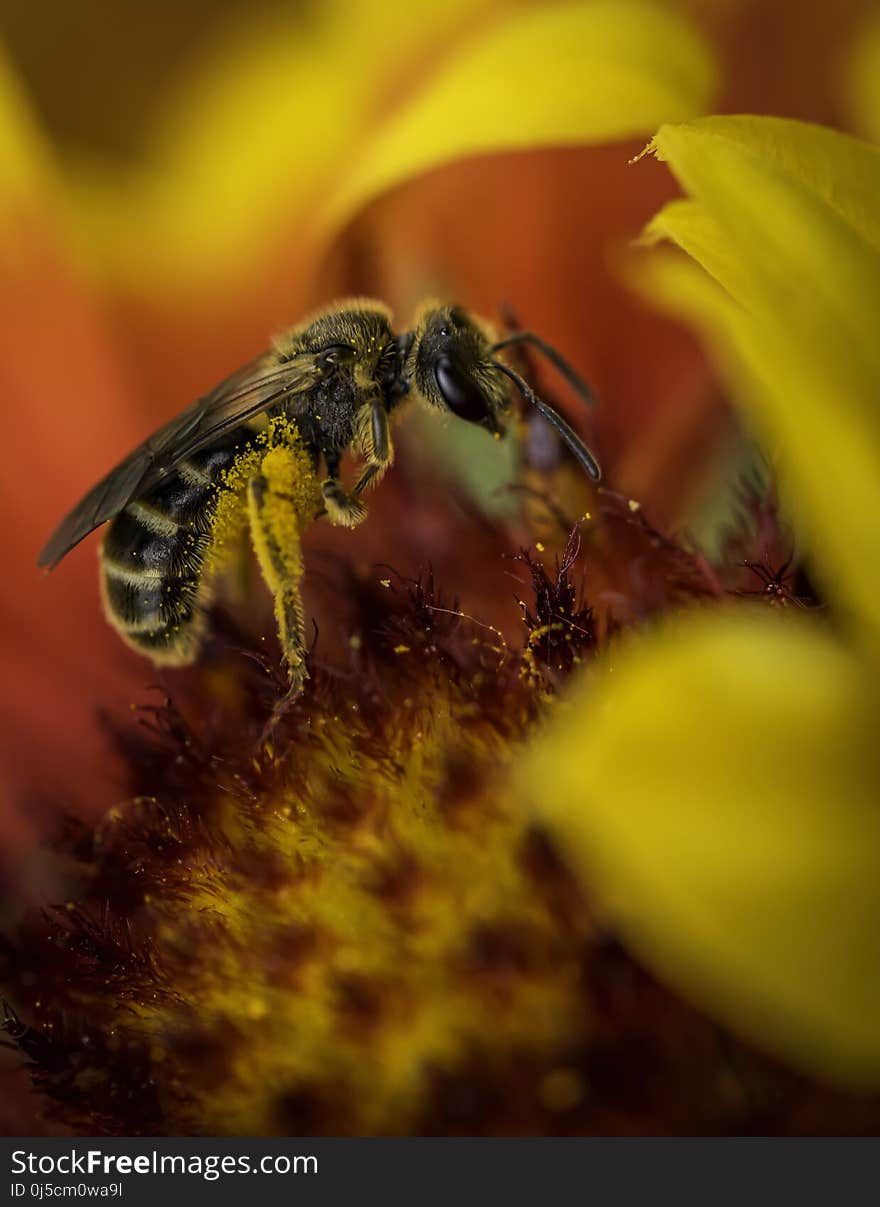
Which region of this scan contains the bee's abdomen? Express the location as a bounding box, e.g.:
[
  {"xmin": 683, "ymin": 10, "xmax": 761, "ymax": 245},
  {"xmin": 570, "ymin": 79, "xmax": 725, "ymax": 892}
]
[{"xmin": 100, "ymin": 433, "xmax": 246, "ymax": 665}]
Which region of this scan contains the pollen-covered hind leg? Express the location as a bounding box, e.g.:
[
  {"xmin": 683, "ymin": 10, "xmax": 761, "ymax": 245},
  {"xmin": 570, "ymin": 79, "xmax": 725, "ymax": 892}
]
[{"xmin": 247, "ymin": 456, "xmax": 310, "ymax": 709}]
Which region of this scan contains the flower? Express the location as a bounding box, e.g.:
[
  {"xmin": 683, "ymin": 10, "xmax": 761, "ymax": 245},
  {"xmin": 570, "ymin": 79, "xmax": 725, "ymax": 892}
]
[
  {"xmin": 4, "ymin": 3, "xmax": 880, "ymax": 1137},
  {"xmin": 4, "ymin": 530, "xmax": 876, "ymax": 1136}
]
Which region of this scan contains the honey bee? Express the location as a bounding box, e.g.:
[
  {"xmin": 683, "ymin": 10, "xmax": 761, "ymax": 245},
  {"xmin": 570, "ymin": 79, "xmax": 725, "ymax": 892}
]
[{"xmin": 39, "ymin": 299, "xmax": 600, "ymax": 706}]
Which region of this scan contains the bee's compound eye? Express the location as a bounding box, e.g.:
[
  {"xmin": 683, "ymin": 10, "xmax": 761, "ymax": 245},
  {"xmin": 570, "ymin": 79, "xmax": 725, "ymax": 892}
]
[
  {"xmin": 320, "ymin": 344, "xmax": 356, "ymax": 369},
  {"xmin": 433, "ymin": 356, "xmax": 488, "ymax": 423},
  {"xmin": 439, "ymin": 327, "xmax": 449, "ymax": 338}
]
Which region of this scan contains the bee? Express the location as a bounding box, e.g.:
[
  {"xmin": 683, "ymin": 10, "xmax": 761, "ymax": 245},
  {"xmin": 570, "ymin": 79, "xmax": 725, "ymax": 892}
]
[{"xmin": 39, "ymin": 299, "xmax": 600, "ymax": 708}]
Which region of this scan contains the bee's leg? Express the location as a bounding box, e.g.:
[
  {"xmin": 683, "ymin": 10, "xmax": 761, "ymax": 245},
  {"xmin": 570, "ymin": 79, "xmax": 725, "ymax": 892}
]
[
  {"xmin": 353, "ymin": 399, "xmax": 394, "ymax": 495},
  {"xmin": 320, "ymin": 448, "xmax": 368, "ymax": 529},
  {"xmin": 246, "ymin": 468, "xmax": 309, "ymax": 714},
  {"xmin": 321, "ymin": 479, "xmax": 368, "ymax": 528}
]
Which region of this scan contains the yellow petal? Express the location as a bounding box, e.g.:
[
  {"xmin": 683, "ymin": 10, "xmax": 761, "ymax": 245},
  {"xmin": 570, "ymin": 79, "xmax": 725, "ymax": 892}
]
[
  {"xmin": 525, "ymin": 611, "xmax": 880, "ymax": 1087},
  {"xmin": 642, "ymin": 116, "xmax": 880, "ymax": 638},
  {"xmin": 842, "ymin": 5, "xmax": 880, "ymax": 145},
  {"xmin": 67, "ymin": 0, "xmax": 715, "ymax": 297},
  {"xmin": 323, "ymin": 0, "xmax": 716, "ymax": 234},
  {"xmin": 648, "ymin": 114, "xmax": 880, "ymax": 255},
  {"xmin": 0, "ymin": 46, "xmax": 51, "ymax": 213},
  {"xmin": 66, "ymin": 0, "xmax": 492, "ymax": 293}
]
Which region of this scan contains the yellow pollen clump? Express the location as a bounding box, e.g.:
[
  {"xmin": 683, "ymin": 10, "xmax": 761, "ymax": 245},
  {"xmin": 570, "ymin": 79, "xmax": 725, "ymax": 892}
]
[{"xmin": 203, "ymin": 417, "xmax": 321, "ymax": 578}]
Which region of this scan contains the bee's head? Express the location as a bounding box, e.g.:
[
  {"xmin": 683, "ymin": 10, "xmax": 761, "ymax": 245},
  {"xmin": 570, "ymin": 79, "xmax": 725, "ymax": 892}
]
[
  {"xmin": 409, "ymin": 303, "xmax": 508, "ymax": 436},
  {"xmin": 407, "ymin": 300, "xmax": 603, "ymax": 483}
]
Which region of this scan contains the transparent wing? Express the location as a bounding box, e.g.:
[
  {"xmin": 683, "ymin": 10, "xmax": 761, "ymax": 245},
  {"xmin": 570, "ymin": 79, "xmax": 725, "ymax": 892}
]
[{"xmin": 39, "ymin": 350, "xmax": 322, "ymax": 569}]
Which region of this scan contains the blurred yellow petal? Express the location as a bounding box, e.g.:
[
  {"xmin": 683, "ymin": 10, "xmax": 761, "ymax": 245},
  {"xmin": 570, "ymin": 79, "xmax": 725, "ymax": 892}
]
[
  {"xmin": 323, "ymin": 0, "xmax": 716, "ymax": 234},
  {"xmin": 842, "ymin": 5, "xmax": 880, "ymax": 145},
  {"xmin": 525, "ymin": 611, "xmax": 880, "ymax": 1088},
  {"xmin": 0, "ymin": 47, "xmax": 48, "ymax": 196},
  {"xmin": 67, "ymin": 0, "xmax": 490, "ymax": 293},
  {"xmin": 68, "ymin": 0, "xmax": 715, "ymax": 297},
  {"xmin": 642, "ymin": 115, "xmax": 880, "ymax": 637},
  {"xmin": 0, "ymin": 46, "xmax": 52, "ymax": 219}
]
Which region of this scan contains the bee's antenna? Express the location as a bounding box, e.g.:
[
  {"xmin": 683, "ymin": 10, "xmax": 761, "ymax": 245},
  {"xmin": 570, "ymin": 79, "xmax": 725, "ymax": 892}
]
[
  {"xmin": 492, "ymin": 331, "xmax": 597, "ymax": 408},
  {"xmin": 492, "ymin": 361, "xmax": 601, "ymax": 482}
]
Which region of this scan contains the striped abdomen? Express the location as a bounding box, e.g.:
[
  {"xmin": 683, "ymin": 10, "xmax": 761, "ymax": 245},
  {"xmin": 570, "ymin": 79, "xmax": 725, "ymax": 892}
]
[{"xmin": 100, "ymin": 429, "xmax": 251, "ymax": 665}]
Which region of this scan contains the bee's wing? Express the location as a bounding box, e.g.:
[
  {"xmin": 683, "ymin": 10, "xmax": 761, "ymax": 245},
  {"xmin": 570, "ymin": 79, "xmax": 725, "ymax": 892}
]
[{"xmin": 38, "ymin": 351, "xmax": 323, "ymax": 569}]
